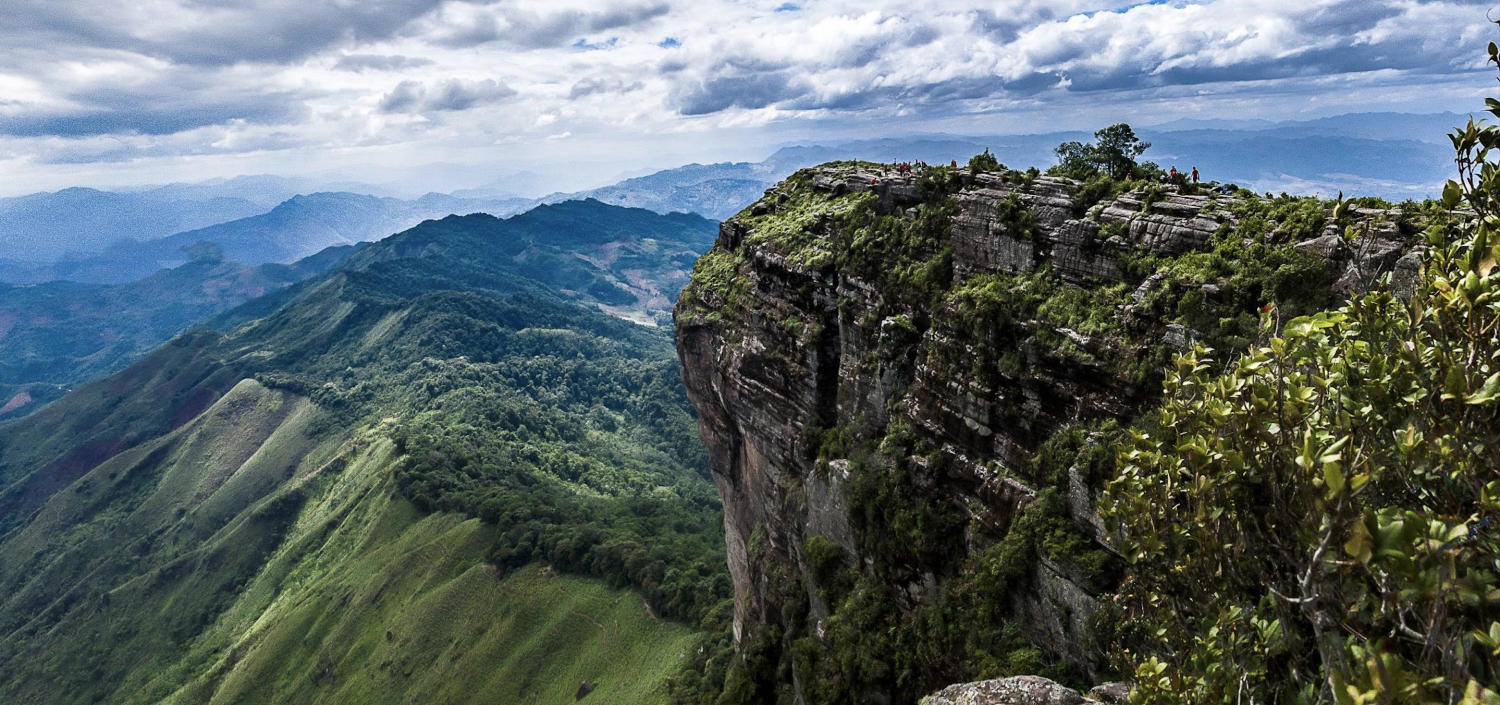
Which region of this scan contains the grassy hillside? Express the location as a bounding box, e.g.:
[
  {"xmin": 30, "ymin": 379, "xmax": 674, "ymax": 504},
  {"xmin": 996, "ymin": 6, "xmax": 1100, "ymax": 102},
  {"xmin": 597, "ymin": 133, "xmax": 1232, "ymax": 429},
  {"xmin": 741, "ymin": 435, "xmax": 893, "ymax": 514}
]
[
  {"xmin": 0, "ymin": 199, "xmax": 724, "ymax": 704},
  {"xmin": 0, "ymin": 380, "xmax": 697, "ymax": 704}
]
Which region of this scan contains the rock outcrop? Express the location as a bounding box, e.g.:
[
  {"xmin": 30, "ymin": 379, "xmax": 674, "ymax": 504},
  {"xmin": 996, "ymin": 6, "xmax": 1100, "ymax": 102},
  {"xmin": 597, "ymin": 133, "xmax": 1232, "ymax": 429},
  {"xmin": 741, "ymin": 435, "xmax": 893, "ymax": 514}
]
[
  {"xmin": 920, "ymin": 676, "xmax": 1131, "ymax": 705},
  {"xmin": 674, "ymin": 163, "xmax": 1424, "ymax": 702},
  {"xmin": 921, "ymin": 676, "xmax": 1089, "ymax": 705}
]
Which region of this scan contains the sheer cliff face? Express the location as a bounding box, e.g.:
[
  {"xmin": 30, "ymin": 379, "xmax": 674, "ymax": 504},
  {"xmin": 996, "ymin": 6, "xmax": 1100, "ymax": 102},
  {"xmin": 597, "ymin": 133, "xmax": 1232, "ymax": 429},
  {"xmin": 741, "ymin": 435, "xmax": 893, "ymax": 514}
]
[{"xmin": 673, "ymin": 164, "xmax": 1420, "ymax": 696}]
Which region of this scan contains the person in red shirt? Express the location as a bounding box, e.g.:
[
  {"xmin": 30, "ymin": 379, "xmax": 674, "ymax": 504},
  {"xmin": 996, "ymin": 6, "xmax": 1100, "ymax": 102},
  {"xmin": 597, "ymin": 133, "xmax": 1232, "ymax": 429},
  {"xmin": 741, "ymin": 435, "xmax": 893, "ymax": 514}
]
[{"xmin": 1191, "ymin": 167, "xmax": 1199, "ymax": 183}]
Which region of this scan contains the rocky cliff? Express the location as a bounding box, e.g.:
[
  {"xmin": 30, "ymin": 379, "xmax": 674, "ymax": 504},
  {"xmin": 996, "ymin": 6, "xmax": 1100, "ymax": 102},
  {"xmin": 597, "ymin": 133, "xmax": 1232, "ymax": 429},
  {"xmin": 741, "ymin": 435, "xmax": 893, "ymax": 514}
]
[{"xmin": 673, "ymin": 162, "xmax": 1428, "ymax": 704}]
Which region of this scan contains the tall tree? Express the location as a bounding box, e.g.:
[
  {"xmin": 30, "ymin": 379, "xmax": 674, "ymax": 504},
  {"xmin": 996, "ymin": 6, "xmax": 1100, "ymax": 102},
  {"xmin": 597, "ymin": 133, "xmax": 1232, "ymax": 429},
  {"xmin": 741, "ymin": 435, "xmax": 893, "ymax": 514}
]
[
  {"xmin": 1052, "ymin": 123, "xmax": 1151, "ymax": 179},
  {"xmin": 1092, "ymin": 123, "xmax": 1151, "ymax": 179}
]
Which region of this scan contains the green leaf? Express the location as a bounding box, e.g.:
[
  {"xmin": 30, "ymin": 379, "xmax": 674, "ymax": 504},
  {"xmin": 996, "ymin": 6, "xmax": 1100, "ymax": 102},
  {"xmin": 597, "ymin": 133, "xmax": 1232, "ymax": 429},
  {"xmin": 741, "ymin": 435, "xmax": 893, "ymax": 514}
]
[
  {"xmin": 1324, "ymin": 462, "xmax": 1345, "ymax": 497},
  {"xmin": 1444, "ymin": 180, "xmax": 1464, "ymax": 209},
  {"xmin": 1466, "ymin": 371, "xmax": 1500, "ymax": 405},
  {"xmin": 1344, "ymin": 520, "xmax": 1373, "ymax": 565}
]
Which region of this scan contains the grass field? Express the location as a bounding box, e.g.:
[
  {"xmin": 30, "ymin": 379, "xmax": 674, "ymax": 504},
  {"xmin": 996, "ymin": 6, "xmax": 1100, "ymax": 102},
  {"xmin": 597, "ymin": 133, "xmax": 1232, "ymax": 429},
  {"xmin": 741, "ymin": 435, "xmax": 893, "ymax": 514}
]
[
  {"xmin": 0, "ymin": 382, "xmax": 700, "ymax": 705},
  {"xmin": 149, "ymin": 441, "xmax": 701, "ymax": 705}
]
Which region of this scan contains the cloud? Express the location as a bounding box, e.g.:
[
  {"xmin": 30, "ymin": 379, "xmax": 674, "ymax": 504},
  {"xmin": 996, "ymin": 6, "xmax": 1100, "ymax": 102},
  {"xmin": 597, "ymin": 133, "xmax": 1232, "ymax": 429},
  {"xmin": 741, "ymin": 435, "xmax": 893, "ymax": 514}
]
[
  {"xmin": 0, "ymin": 0, "xmax": 1494, "ymax": 187},
  {"xmin": 333, "ymin": 54, "xmax": 435, "ymax": 72},
  {"xmin": 0, "ymin": 63, "xmax": 310, "ymax": 137},
  {"xmin": 5, "ymin": 0, "xmax": 450, "ymax": 66},
  {"xmin": 999, "ymin": 0, "xmax": 1487, "ymax": 94},
  {"xmin": 378, "ymin": 79, "xmax": 517, "ymax": 113},
  {"xmin": 651, "ymin": 0, "xmax": 1493, "ymax": 121},
  {"xmin": 0, "ymin": 99, "xmax": 303, "ymax": 137},
  {"xmin": 423, "ymin": 2, "xmax": 670, "ymax": 49},
  {"xmin": 569, "ymin": 77, "xmax": 645, "ymax": 99},
  {"xmin": 377, "ymin": 81, "xmax": 426, "ymax": 114},
  {"xmin": 573, "ymin": 37, "xmax": 621, "ymax": 51},
  {"xmin": 675, "ymin": 71, "xmax": 808, "ymax": 116}
]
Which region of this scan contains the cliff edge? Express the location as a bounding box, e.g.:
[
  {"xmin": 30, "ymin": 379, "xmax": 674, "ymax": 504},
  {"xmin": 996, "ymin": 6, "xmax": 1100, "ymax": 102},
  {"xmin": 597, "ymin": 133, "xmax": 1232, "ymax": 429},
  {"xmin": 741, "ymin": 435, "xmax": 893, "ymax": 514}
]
[{"xmin": 674, "ymin": 161, "xmax": 1427, "ymax": 704}]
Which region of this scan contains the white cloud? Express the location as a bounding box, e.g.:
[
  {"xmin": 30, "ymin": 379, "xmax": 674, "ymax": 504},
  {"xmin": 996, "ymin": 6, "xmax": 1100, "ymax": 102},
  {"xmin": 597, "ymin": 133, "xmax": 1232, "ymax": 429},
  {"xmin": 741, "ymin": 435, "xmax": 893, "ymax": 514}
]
[{"xmin": 0, "ymin": 0, "xmax": 1494, "ymax": 192}]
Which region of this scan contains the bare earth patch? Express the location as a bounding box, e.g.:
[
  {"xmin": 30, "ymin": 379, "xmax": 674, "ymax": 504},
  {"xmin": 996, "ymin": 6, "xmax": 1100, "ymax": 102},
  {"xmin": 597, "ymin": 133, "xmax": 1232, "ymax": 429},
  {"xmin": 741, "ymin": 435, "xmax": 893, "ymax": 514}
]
[{"xmin": 0, "ymin": 391, "xmax": 31, "ymax": 415}]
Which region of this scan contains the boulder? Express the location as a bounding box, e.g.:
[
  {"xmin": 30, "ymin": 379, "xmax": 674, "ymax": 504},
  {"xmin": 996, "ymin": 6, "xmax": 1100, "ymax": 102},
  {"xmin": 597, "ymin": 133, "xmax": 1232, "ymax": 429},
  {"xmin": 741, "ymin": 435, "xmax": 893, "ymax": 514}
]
[
  {"xmin": 921, "ymin": 676, "xmax": 1086, "ymax": 705},
  {"xmin": 1087, "ymin": 682, "xmax": 1131, "ymax": 704}
]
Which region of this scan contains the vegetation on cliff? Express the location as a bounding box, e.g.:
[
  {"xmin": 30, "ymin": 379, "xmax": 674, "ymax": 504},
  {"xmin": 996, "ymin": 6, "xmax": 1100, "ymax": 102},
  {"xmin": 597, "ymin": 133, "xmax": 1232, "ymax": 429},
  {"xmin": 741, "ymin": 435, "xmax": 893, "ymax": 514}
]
[
  {"xmin": 675, "ymin": 103, "xmax": 1466, "ymax": 702},
  {"xmin": 1051, "ymin": 123, "xmax": 1153, "ymax": 181},
  {"xmin": 1102, "ymin": 63, "xmax": 1500, "ymax": 704}
]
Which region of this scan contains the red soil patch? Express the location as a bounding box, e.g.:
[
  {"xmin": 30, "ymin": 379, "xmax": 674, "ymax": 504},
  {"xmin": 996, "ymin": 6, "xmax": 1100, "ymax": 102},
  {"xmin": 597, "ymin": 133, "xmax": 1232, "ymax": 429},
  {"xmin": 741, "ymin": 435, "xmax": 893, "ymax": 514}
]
[
  {"xmin": 170, "ymin": 386, "xmax": 223, "ymax": 430},
  {"xmin": 0, "ymin": 437, "xmax": 127, "ymax": 521},
  {"xmin": 0, "ymin": 391, "xmax": 32, "ymax": 415}
]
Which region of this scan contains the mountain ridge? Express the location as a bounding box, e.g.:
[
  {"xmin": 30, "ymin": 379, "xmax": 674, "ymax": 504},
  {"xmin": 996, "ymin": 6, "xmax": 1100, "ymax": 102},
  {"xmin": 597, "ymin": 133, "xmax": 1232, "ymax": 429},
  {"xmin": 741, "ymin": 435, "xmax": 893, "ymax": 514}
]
[{"xmin": 0, "ymin": 189, "xmax": 727, "ymax": 704}]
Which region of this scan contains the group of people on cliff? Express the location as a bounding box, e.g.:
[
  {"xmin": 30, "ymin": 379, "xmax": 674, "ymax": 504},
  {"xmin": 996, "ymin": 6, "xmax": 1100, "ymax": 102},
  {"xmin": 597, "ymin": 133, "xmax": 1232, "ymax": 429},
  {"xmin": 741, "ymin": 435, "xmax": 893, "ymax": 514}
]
[{"xmin": 1129, "ymin": 165, "xmax": 1199, "ymax": 185}]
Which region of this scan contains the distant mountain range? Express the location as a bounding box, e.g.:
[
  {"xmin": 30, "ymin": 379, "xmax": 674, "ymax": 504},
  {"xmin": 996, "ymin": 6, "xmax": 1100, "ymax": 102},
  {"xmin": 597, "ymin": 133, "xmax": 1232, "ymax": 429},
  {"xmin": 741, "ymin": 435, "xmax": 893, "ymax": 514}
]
[
  {"xmin": 0, "ymin": 188, "xmax": 267, "ymax": 263},
  {"xmin": 0, "ymin": 111, "xmax": 1467, "ymax": 285},
  {"xmin": 0, "ymin": 243, "xmax": 357, "ymax": 419},
  {"xmin": 541, "ymin": 112, "xmax": 1467, "ymax": 220},
  {"xmin": 0, "ymin": 191, "xmax": 531, "ymax": 284},
  {"xmin": 0, "ymin": 199, "xmax": 714, "ymax": 421}
]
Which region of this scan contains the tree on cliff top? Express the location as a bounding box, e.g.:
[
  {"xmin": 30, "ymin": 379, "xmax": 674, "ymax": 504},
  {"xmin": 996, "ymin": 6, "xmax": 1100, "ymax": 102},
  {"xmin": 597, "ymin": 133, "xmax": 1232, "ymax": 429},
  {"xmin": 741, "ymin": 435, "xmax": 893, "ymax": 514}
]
[{"xmin": 1051, "ymin": 123, "xmax": 1151, "ymax": 180}]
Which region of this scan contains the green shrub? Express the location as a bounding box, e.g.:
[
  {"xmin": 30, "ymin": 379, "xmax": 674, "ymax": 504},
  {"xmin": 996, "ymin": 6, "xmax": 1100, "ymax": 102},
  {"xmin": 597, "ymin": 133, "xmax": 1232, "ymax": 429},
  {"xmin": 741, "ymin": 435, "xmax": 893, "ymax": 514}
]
[{"xmin": 968, "ymin": 149, "xmax": 1003, "ymax": 174}]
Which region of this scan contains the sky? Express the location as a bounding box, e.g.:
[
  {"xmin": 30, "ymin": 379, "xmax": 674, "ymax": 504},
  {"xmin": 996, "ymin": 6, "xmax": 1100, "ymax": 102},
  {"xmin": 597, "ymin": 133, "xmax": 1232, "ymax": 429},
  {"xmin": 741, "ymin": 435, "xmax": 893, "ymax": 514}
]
[{"xmin": 0, "ymin": 0, "xmax": 1496, "ymax": 196}]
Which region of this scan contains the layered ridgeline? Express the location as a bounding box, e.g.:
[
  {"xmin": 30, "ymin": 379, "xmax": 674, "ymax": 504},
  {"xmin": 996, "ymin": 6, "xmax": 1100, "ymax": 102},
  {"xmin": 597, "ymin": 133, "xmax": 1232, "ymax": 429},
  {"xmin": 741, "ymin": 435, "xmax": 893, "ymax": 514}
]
[
  {"xmin": 0, "ymin": 190, "xmax": 532, "ymax": 285},
  {"xmin": 0, "ymin": 244, "xmax": 357, "ymax": 421},
  {"xmin": 673, "ymin": 161, "xmax": 1454, "ymax": 703},
  {"xmin": 0, "ymin": 198, "xmax": 709, "ymax": 422},
  {"xmin": 0, "ymin": 199, "xmax": 726, "ymax": 704}
]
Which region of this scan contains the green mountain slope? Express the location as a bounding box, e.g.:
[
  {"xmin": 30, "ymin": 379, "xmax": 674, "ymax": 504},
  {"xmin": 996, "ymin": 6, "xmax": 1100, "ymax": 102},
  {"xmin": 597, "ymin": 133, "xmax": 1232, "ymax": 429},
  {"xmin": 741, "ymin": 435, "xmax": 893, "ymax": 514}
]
[
  {"xmin": 0, "ymin": 199, "xmax": 725, "ymax": 704},
  {"xmin": 0, "ymin": 197, "xmax": 715, "ymax": 421},
  {"xmin": 0, "ymin": 245, "xmax": 355, "ymax": 421}
]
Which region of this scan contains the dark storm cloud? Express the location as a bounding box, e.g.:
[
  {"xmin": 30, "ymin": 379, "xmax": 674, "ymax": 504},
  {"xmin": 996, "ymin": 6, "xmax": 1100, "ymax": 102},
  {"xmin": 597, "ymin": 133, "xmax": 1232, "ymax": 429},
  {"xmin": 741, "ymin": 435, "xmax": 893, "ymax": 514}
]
[
  {"xmin": 333, "ymin": 54, "xmax": 436, "ymax": 72},
  {"xmin": 378, "ymin": 79, "xmax": 517, "ymax": 113}
]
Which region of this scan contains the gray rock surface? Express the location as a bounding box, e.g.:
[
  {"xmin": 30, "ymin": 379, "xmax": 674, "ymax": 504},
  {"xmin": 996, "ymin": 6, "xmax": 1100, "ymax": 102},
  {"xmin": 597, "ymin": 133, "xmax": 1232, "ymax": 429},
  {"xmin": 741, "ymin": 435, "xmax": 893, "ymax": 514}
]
[
  {"xmin": 921, "ymin": 676, "xmax": 1087, "ymax": 705},
  {"xmin": 1087, "ymin": 682, "xmax": 1132, "ymax": 704}
]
